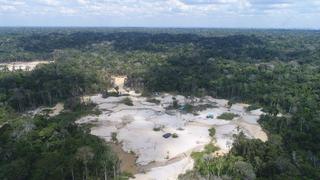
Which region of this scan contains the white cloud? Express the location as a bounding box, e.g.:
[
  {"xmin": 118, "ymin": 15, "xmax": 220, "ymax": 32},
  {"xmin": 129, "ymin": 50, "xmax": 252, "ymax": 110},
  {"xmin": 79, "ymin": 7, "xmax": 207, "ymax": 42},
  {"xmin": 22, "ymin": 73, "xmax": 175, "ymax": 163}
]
[
  {"xmin": 38, "ymin": 0, "xmax": 60, "ymax": 6},
  {"xmin": 76, "ymin": 0, "xmax": 88, "ymax": 5},
  {"xmin": 60, "ymin": 7, "xmax": 77, "ymax": 15},
  {"xmin": 0, "ymin": 5, "xmax": 16, "ymax": 11},
  {"xmin": 0, "ymin": 0, "xmax": 319, "ymax": 28}
]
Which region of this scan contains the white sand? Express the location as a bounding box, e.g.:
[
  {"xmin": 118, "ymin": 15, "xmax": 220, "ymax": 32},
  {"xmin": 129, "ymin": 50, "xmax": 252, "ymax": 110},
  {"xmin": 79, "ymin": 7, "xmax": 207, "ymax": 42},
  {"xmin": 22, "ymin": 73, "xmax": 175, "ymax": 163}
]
[
  {"xmin": 49, "ymin": 103, "xmax": 64, "ymax": 117},
  {"xmin": 75, "ymin": 76, "xmax": 268, "ymax": 179},
  {"xmin": 134, "ymin": 157, "xmax": 194, "ymax": 180},
  {"xmin": 0, "ymin": 61, "xmax": 53, "ymax": 71},
  {"xmin": 27, "ymin": 103, "xmax": 64, "ymax": 117}
]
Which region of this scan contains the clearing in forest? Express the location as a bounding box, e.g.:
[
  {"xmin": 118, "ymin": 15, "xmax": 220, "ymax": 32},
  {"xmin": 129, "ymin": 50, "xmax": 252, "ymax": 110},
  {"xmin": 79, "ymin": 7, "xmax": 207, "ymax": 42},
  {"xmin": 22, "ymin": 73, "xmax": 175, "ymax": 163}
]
[{"xmin": 76, "ymin": 76, "xmax": 267, "ymax": 180}]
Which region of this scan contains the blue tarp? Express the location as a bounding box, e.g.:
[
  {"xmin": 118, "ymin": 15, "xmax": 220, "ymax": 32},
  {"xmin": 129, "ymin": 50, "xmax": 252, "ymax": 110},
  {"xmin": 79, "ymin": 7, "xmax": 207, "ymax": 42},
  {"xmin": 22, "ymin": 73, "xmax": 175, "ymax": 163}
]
[{"xmin": 206, "ymin": 113, "xmax": 214, "ymax": 119}]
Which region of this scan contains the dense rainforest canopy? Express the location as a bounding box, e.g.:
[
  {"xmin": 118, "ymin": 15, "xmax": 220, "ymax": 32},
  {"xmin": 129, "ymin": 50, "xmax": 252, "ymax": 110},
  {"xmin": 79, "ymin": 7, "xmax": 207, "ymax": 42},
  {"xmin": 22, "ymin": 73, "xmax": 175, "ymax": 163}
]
[{"xmin": 0, "ymin": 28, "xmax": 319, "ymax": 179}]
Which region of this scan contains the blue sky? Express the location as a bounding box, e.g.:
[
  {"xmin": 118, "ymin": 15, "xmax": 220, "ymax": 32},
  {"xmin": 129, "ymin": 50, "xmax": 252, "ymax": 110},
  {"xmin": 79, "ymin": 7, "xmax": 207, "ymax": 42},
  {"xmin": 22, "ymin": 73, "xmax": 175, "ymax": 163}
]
[{"xmin": 0, "ymin": 0, "xmax": 319, "ymax": 28}]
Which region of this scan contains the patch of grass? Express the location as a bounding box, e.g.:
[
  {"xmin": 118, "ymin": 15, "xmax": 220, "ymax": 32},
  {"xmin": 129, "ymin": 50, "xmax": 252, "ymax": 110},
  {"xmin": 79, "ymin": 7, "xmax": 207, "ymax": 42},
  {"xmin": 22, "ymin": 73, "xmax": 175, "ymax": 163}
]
[
  {"xmin": 121, "ymin": 97, "xmax": 133, "ymax": 106},
  {"xmin": 217, "ymin": 112, "xmax": 239, "ymax": 120},
  {"xmin": 153, "ymin": 125, "xmax": 164, "ymax": 131},
  {"xmin": 122, "ymin": 171, "xmax": 135, "ymax": 178},
  {"xmin": 204, "ymin": 143, "xmax": 220, "ymax": 153},
  {"xmin": 191, "ymin": 151, "xmax": 206, "ymax": 161},
  {"xmin": 153, "ymin": 127, "xmax": 161, "ymax": 131}
]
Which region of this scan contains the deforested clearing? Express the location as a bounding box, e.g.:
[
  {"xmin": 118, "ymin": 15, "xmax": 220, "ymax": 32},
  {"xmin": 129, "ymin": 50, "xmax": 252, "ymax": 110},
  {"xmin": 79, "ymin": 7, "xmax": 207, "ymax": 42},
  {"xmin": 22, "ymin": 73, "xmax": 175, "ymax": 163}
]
[
  {"xmin": 0, "ymin": 61, "xmax": 53, "ymax": 71},
  {"xmin": 27, "ymin": 103, "xmax": 64, "ymax": 117},
  {"xmin": 76, "ymin": 77, "xmax": 267, "ymax": 180}
]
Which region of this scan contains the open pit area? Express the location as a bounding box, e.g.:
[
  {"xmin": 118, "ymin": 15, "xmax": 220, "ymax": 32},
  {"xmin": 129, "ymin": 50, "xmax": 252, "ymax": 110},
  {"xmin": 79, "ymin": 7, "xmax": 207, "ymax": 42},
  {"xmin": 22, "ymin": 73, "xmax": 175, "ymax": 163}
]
[{"xmin": 75, "ymin": 77, "xmax": 267, "ymax": 180}]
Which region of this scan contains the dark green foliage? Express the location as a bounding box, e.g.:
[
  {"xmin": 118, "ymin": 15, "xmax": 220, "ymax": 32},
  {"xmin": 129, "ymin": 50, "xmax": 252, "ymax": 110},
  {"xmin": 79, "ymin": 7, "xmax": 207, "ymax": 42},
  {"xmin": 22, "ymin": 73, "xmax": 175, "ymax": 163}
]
[
  {"xmin": 230, "ymin": 133, "xmax": 299, "ymax": 179},
  {"xmin": 146, "ymin": 98, "xmax": 161, "ymax": 105},
  {"xmin": 111, "ymin": 132, "xmax": 118, "ymax": 143},
  {"xmin": 246, "ymin": 104, "xmax": 261, "ymax": 111},
  {"xmin": 0, "ymin": 104, "xmax": 118, "ymax": 180},
  {"xmin": 2, "ymin": 28, "xmax": 320, "ymax": 64},
  {"xmin": 217, "ymin": 113, "xmax": 239, "ymax": 120},
  {"xmin": 181, "ymin": 103, "xmax": 193, "ymax": 113},
  {"xmin": 153, "ymin": 127, "xmax": 161, "ymax": 131},
  {"xmin": 121, "ymin": 97, "xmax": 133, "ymax": 106},
  {"xmin": 64, "ymin": 97, "xmax": 81, "ymax": 110},
  {"xmin": 172, "ymin": 133, "xmax": 179, "ymax": 138},
  {"xmin": 204, "ymin": 143, "xmax": 219, "ymax": 154},
  {"xmin": 0, "ymin": 62, "xmax": 104, "ymax": 111},
  {"xmin": 190, "ymin": 148, "xmax": 255, "ymax": 180},
  {"xmin": 172, "ymin": 98, "xmax": 179, "ymax": 109},
  {"xmin": 208, "ymin": 127, "xmax": 216, "ymax": 137}
]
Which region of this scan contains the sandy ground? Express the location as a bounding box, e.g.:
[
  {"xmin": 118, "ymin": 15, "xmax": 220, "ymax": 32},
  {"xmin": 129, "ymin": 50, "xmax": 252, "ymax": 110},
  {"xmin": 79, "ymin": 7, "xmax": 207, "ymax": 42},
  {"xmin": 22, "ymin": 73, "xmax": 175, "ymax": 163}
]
[
  {"xmin": 76, "ymin": 76, "xmax": 268, "ymax": 180},
  {"xmin": 0, "ymin": 61, "xmax": 53, "ymax": 71},
  {"xmin": 134, "ymin": 157, "xmax": 194, "ymax": 180},
  {"xmin": 27, "ymin": 103, "xmax": 64, "ymax": 117},
  {"xmin": 109, "ymin": 143, "xmax": 139, "ymax": 174},
  {"xmin": 81, "ymin": 95, "xmax": 92, "ymax": 104},
  {"xmin": 110, "ymin": 76, "xmax": 128, "ymax": 94},
  {"xmin": 49, "ymin": 103, "xmax": 64, "ymax": 117}
]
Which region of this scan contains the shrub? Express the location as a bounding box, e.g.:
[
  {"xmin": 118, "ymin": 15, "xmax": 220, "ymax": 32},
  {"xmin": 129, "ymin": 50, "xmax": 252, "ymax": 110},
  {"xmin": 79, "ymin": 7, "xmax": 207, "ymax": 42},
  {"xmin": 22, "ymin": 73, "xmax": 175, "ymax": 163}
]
[
  {"xmin": 246, "ymin": 104, "xmax": 261, "ymax": 111},
  {"xmin": 228, "ymin": 100, "xmax": 235, "ymax": 107},
  {"xmin": 182, "ymin": 104, "xmax": 194, "ymax": 113},
  {"xmin": 172, "ymin": 133, "xmax": 179, "ymax": 138},
  {"xmin": 102, "ymin": 91, "xmax": 119, "ymax": 98},
  {"xmin": 217, "ymin": 113, "xmax": 238, "ymax": 120},
  {"xmin": 209, "ymin": 127, "xmax": 216, "ymax": 137},
  {"xmin": 166, "ymin": 98, "xmax": 180, "ymax": 110},
  {"xmin": 65, "ymin": 97, "xmax": 80, "ymax": 110},
  {"xmin": 204, "ymin": 143, "xmax": 219, "ymax": 153},
  {"xmin": 122, "ymin": 171, "xmax": 135, "ymax": 178},
  {"xmin": 172, "ymin": 99, "xmax": 179, "ymax": 109},
  {"xmin": 121, "ymin": 97, "xmax": 133, "ymax": 106},
  {"xmin": 153, "ymin": 127, "xmax": 161, "ymax": 131},
  {"xmin": 111, "ymin": 132, "xmax": 118, "ymax": 142}
]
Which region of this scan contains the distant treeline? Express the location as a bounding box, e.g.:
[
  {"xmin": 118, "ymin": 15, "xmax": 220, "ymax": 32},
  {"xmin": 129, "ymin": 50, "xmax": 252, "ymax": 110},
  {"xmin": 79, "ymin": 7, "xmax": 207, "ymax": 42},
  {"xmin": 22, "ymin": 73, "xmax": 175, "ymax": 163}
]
[{"xmin": 1, "ymin": 29, "xmax": 320, "ymax": 63}]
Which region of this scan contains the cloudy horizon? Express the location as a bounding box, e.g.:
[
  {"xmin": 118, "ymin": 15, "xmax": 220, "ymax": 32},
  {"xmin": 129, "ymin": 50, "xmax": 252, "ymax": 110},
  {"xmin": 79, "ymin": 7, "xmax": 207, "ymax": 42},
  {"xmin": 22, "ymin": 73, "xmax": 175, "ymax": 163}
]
[{"xmin": 0, "ymin": 0, "xmax": 319, "ymax": 29}]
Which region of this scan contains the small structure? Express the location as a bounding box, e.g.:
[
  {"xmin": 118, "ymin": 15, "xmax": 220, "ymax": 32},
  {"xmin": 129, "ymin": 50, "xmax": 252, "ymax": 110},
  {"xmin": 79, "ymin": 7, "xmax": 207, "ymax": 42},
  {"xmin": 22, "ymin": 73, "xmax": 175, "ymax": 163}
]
[
  {"xmin": 206, "ymin": 113, "xmax": 214, "ymax": 119},
  {"xmin": 162, "ymin": 133, "xmax": 172, "ymax": 139}
]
